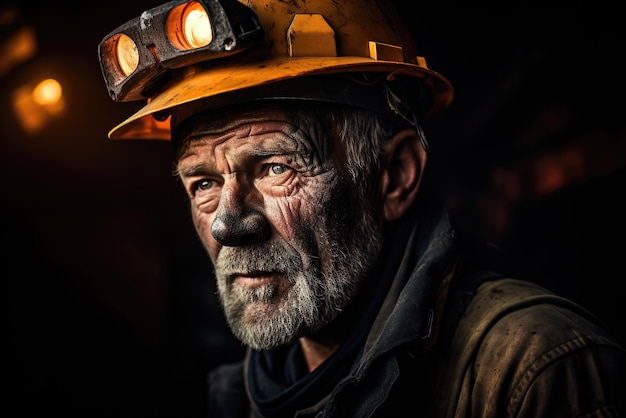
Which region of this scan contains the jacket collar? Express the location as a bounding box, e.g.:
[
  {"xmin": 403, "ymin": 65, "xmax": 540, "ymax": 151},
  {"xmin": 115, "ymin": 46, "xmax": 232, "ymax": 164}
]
[{"xmin": 360, "ymin": 206, "xmax": 458, "ymax": 364}]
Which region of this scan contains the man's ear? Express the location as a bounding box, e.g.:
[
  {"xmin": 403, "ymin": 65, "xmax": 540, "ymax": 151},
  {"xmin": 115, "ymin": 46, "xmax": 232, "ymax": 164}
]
[{"xmin": 380, "ymin": 128, "xmax": 428, "ymax": 221}]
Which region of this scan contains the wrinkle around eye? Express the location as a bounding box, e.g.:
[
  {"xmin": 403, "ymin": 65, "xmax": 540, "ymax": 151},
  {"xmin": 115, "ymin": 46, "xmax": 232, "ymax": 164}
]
[
  {"xmin": 192, "ymin": 186, "xmax": 220, "ymax": 213},
  {"xmin": 189, "ymin": 178, "xmax": 222, "ymax": 209},
  {"xmin": 259, "ymin": 163, "xmax": 297, "ymax": 188}
]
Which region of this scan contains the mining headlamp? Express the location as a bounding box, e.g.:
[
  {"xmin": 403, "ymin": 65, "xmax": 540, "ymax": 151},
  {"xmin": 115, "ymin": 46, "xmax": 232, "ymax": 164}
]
[{"xmin": 98, "ymin": 0, "xmax": 263, "ymax": 102}]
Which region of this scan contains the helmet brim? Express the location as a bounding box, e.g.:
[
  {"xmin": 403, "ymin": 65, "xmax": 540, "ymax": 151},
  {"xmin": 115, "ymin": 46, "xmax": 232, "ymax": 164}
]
[{"xmin": 108, "ymin": 56, "xmax": 454, "ymax": 140}]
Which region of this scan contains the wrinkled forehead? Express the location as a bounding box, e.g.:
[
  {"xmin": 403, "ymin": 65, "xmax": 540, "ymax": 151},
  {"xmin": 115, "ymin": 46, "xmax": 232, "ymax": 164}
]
[
  {"xmin": 172, "ymin": 102, "xmax": 296, "ymax": 147},
  {"xmin": 171, "ymin": 101, "xmax": 343, "ymax": 164}
]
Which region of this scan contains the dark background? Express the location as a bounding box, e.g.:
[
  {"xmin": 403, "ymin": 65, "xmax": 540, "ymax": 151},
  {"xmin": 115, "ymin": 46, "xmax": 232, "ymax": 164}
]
[{"xmin": 2, "ymin": 1, "xmax": 624, "ymax": 417}]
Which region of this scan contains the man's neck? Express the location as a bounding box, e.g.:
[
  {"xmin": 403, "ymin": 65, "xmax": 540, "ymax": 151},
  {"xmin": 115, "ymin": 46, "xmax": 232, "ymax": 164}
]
[{"xmin": 299, "ymin": 336, "xmax": 340, "ymax": 372}]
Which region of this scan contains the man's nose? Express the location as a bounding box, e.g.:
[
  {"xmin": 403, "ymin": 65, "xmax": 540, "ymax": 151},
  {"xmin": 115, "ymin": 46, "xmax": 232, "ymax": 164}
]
[{"xmin": 211, "ymin": 180, "xmax": 270, "ymax": 247}]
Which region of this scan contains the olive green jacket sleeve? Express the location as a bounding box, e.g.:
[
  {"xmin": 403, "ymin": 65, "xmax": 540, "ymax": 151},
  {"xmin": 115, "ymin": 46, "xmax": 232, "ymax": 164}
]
[{"xmin": 433, "ymin": 278, "xmax": 626, "ymax": 418}]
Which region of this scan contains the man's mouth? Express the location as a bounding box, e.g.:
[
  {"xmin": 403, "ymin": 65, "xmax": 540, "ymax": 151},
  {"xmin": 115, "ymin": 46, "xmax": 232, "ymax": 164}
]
[{"xmin": 232, "ymin": 271, "xmax": 284, "ymax": 288}]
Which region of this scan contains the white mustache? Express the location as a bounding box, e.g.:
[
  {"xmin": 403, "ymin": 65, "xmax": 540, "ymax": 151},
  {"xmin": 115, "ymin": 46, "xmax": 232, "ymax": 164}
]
[{"xmin": 214, "ymin": 240, "xmax": 303, "ymax": 279}]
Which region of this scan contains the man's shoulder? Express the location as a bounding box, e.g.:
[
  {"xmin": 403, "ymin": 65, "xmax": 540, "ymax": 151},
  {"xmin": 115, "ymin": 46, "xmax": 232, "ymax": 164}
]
[
  {"xmin": 462, "ymin": 277, "xmax": 623, "ymax": 349},
  {"xmin": 209, "ymin": 360, "xmax": 245, "ymax": 387},
  {"xmin": 434, "ymin": 277, "xmax": 626, "ymax": 417},
  {"xmin": 208, "ymin": 361, "xmax": 249, "ymax": 417}
]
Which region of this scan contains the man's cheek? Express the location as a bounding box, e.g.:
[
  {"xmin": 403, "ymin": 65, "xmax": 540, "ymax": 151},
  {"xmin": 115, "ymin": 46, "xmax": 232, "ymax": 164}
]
[{"xmin": 268, "ymin": 197, "xmax": 320, "ymax": 245}]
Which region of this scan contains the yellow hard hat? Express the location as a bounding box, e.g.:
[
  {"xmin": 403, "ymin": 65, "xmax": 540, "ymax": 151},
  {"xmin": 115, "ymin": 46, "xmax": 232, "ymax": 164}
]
[{"xmin": 99, "ymin": 0, "xmax": 454, "ymax": 140}]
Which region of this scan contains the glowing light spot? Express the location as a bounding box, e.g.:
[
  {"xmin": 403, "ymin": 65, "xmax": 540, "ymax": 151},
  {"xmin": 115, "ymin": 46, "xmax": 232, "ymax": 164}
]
[
  {"xmin": 32, "ymin": 78, "xmax": 62, "ymax": 105},
  {"xmin": 13, "ymin": 78, "xmax": 65, "ymax": 133}
]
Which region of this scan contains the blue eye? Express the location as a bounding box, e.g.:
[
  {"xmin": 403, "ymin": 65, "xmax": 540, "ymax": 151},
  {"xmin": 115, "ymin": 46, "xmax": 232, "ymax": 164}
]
[
  {"xmin": 269, "ymin": 164, "xmax": 287, "ymax": 175},
  {"xmin": 196, "ymin": 178, "xmax": 217, "ymax": 191}
]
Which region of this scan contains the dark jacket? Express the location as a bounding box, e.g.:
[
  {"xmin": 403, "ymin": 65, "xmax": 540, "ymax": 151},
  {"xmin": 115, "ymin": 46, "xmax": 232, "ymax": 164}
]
[{"xmin": 208, "ymin": 209, "xmax": 626, "ymax": 417}]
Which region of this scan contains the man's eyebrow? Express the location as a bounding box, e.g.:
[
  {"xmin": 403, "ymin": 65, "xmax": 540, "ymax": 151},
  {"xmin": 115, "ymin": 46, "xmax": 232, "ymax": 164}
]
[
  {"xmin": 176, "ymin": 163, "xmax": 213, "ymax": 178},
  {"xmin": 251, "ymin": 148, "xmax": 293, "ymax": 157}
]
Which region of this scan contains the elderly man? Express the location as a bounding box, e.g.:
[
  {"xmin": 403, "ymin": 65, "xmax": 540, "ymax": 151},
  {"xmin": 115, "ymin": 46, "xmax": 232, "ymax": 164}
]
[{"xmin": 98, "ymin": 0, "xmax": 626, "ymax": 416}]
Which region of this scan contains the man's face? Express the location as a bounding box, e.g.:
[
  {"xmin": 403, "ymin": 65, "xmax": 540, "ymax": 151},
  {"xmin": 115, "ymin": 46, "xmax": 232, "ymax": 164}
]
[{"xmin": 175, "ymin": 105, "xmax": 383, "ymax": 349}]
